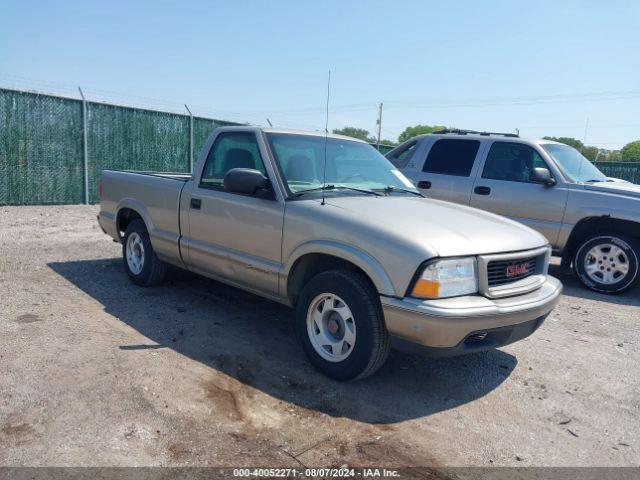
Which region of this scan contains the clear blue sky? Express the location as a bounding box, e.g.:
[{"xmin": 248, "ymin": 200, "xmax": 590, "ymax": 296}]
[{"xmin": 1, "ymin": 0, "xmax": 639, "ymax": 149}]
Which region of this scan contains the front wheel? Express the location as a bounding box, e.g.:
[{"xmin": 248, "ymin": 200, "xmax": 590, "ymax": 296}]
[
  {"xmin": 296, "ymin": 270, "xmax": 390, "ymax": 381},
  {"xmin": 574, "ymin": 233, "xmax": 639, "ymax": 294}
]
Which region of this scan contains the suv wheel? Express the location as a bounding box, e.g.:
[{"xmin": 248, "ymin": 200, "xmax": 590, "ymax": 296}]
[
  {"xmin": 574, "ymin": 233, "xmax": 639, "ymax": 294},
  {"xmin": 122, "ymin": 219, "xmax": 167, "ymax": 286},
  {"xmin": 296, "ymin": 270, "xmax": 390, "ymax": 381}
]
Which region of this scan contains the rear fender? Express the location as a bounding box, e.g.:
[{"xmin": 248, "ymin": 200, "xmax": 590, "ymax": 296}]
[
  {"xmin": 116, "ymin": 198, "xmax": 185, "ymax": 268},
  {"xmin": 115, "ymin": 198, "xmax": 155, "ymax": 242}
]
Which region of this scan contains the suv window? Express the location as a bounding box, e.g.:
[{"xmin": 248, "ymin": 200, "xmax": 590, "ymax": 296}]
[
  {"xmin": 422, "ymin": 139, "xmax": 480, "ymax": 176},
  {"xmin": 200, "ymin": 132, "xmax": 266, "ymax": 189},
  {"xmin": 388, "ymin": 141, "xmax": 417, "ymax": 169},
  {"xmin": 482, "ymin": 142, "xmax": 548, "ymax": 183}
]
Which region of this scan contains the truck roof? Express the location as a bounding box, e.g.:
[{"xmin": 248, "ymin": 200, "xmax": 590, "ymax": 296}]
[{"xmin": 215, "ymin": 125, "xmax": 368, "ymax": 143}]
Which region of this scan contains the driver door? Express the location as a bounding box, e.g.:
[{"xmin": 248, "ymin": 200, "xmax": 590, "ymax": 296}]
[{"xmin": 183, "ymin": 131, "xmax": 284, "ymax": 296}]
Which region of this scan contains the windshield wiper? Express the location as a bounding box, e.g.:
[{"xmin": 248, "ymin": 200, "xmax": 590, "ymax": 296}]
[
  {"xmin": 380, "ymin": 186, "xmax": 424, "ymax": 197},
  {"xmin": 583, "ymin": 179, "xmax": 611, "ymax": 183},
  {"xmin": 294, "ymin": 184, "xmax": 382, "ymax": 197}
]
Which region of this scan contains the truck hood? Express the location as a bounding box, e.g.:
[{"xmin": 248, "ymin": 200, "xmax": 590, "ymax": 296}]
[
  {"xmin": 583, "ymin": 181, "xmax": 640, "ymax": 199},
  {"xmin": 324, "ymin": 195, "xmax": 548, "ymax": 257}
]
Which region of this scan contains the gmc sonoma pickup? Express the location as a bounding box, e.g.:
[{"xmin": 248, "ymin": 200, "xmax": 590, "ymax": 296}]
[{"xmin": 98, "ymin": 127, "xmax": 562, "ymax": 380}]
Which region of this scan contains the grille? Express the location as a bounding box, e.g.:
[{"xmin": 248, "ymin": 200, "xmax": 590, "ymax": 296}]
[{"xmin": 487, "ymin": 256, "xmax": 538, "ymax": 286}]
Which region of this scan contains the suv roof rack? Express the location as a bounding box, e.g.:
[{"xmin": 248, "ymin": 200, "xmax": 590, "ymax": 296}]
[{"xmin": 432, "ymin": 128, "xmax": 519, "ymax": 138}]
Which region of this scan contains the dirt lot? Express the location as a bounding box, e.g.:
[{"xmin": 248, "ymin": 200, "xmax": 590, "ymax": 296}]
[{"xmin": 1, "ymin": 205, "xmax": 639, "ymax": 469}]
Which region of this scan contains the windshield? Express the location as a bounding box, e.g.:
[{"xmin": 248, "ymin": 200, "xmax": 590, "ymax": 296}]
[
  {"xmin": 542, "ymin": 143, "xmax": 608, "ymax": 183},
  {"xmin": 266, "ymin": 133, "xmax": 418, "ymax": 195}
]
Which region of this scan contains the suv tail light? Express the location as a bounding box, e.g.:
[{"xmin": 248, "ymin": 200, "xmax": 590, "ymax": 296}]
[{"xmin": 98, "ymin": 179, "xmax": 103, "ymax": 198}]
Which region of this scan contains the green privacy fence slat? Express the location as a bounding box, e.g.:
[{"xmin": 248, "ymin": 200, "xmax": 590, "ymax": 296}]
[
  {"xmin": 87, "ymin": 103, "xmax": 191, "ymax": 203},
  {"xmin": 594, "ymin": 162, "xmax": 640, "ymax": 184},
  {"xmin": 0, "ymin": 87, "xmax": 242, "ymax": 205},
  {"xmin": 192, "ymin": 116, "xmax": 239, "ymax": 162},
  {"xmin": 0, "ymin": 89, "xmax": 84, "ymax": 205},
  {"xmin": 193, "ymin": 117, "xmax": 217, "ymax": 160}
]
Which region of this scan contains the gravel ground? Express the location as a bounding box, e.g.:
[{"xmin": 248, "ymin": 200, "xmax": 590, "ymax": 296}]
[{"xmin": 1, "ymin": 205, "xmax": 639, "ymax": 469}]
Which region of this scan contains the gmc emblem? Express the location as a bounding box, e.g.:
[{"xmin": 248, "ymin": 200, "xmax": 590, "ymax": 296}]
[{"xmin": 506, "ymin": 262, "xmax": 530, "ymax": 277}]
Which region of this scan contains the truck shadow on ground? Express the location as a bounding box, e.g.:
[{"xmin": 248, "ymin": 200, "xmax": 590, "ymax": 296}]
[
  {"xmin": 548, "ymin": 265, "xmax": 640, "ymax": 307},
  {"xmin": 49, "ymin": 258, "xmax": 518, "ymax": 424}
]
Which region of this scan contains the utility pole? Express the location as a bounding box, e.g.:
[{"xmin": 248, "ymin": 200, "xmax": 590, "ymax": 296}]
[
  {"xmin": 583, "ymin": 117, "xmax": 589, "ymax": 144},
  {"xmin": 185, "ymin": 104, "xmax": 193, "ymax": 172},
  {"xmin": 376, "ymin": 102, "xmax": 383, "ymax": 149}
]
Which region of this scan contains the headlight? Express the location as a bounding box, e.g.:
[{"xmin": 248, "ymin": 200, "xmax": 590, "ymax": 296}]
[{"xmin": 411, "ymin": 257, "xmax": 478, "ymax": 299}]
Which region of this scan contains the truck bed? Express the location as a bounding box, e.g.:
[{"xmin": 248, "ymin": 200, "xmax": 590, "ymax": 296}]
[
  {"xmin": 108, "ymin": 170, "xmax": 192, "ymax": 182},
  {"xmin": 99, "ymin": 169, "xmax": 188, "ymax": 266}
]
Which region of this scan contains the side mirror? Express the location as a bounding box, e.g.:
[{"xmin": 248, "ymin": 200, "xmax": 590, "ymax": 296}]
[
  {"xmin": 530, "ymin": 167, "xmax": 556, "ymax": 186},
  {"xmin": 224, "ymin": 168, "xmax": 273, "ymax": 198}
]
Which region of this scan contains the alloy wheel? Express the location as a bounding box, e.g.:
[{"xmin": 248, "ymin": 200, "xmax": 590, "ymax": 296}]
[{"xmin": 583, "ymin": 242, "xmax": 630, "ymax": 285}]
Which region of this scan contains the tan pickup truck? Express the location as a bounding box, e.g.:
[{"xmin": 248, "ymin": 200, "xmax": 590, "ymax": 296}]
[{"xmin": 98, "ymin": 127, "xmax": 561, "ymax": 380}]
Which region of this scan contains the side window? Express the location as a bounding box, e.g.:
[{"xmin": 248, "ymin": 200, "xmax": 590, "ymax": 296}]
[
  {"xmin": 422, "ymin": 139, "xmax": 480, "ymax": 176},
  {"xmin": 388, "ymin": 141, "xmax": 417, "ymax": 169},
  {"xmin": 482, "ymin": 142, "xmax": 548, "ymax": 183},
  {"xmin": 200, "ymin": 132, "xmax": 267, "ymax": 189}
]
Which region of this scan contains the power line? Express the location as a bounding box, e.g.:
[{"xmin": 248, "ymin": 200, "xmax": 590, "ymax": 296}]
[
  {"xmin": 1, "ymin": 73, "xmax": 636, "ymax": 147},
  {"xmin": 516, "ymin": 124, "xmax": 640, "ymax": 129},
  {"xmin": 221, "ymin": 88, "xmax": 640, "ymax": 116},
  {"xmin": 0, "ymin": 73, "xmax": 271, "ymax": 124},
  {"xmin": 5, "ymin": 72, "xmax": 640, "ymax": 117}
]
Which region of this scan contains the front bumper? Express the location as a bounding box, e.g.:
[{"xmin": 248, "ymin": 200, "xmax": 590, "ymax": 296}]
[{"xmin": 381, "ymin": 275, "xmax": 562, "ymax": 357}]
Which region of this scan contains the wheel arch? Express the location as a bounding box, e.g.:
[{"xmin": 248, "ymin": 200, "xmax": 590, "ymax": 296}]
[
  {"xmin": 284, "ymin": 241, "xmax": 396, "ymax": 307},
  {"xmin": 563, "ymin": 216, "xmax": 640, "ymax": 266},
  {"xmin": 115, "ymin": 199, "xmax": 154, "ymax": 241}
]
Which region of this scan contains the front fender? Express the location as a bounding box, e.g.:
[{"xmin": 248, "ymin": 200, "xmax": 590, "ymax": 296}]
[
  {"xmin": 283, "ymin": 240, "xmax": 397, "ymax": 297},
  {"xmin": 573, "ymin": 206, "xmax": 640, "ymax": 223}
]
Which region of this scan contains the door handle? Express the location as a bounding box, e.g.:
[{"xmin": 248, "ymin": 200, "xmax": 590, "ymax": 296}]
[
  {"xmin": 474, "ymin": 186, "xmax": 491, "ymax": 196},
  {"xmin": 190, "ymin": 198, "xmax": 202, "ymax": 209},
  {"xmin": 417, "ymin": 180, "xmax": 432, "ymax": 189}
]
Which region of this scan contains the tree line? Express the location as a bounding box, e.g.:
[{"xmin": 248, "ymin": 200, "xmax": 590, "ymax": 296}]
[{"xmin": 332, "ymin": 125, "xmax": 640, "ymax": 162}]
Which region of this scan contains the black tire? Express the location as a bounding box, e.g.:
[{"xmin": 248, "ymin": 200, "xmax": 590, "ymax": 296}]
[
  {"xmin": 295, "ymin": 270, "xmax": 390, "ymax": 381},
  {"xmin": 574, "ymin": 233, "xmax": 640, "ymax": 294},
  {"xmin": 122, "ymin": 219, "xmax": 167, "ymax": 287}
]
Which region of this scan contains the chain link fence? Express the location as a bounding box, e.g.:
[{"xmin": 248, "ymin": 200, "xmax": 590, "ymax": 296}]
[
  {"xmin": 1, "ymin": 89, "xmax": 85, "ymax": 204},
  {"xmin": 0, "ymin": 87, "xmax": 241, "ymax": 205},
  {"xmin": 594, "ymin": 161, "xmax": 640, "ymax": 184},
  {"xmin": 86, "ymin": 103, "xmax": 190, "ymax": 203},
  {"xmin": 1, "ymin": 87, "xmax": 638, "ymax": 205}
]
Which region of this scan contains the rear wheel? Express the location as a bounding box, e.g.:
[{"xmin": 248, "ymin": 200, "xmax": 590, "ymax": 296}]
[
  {"xmin": 296, "ymin": 270, "xmax": 389, "ymax": 381},
  {"xmin": 122, "ymin": 219, "xmax": 167, "ymax": 286},
  {"xmin": 574, "ymin": 233, "xmax": 639, "ymax": 294}
]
